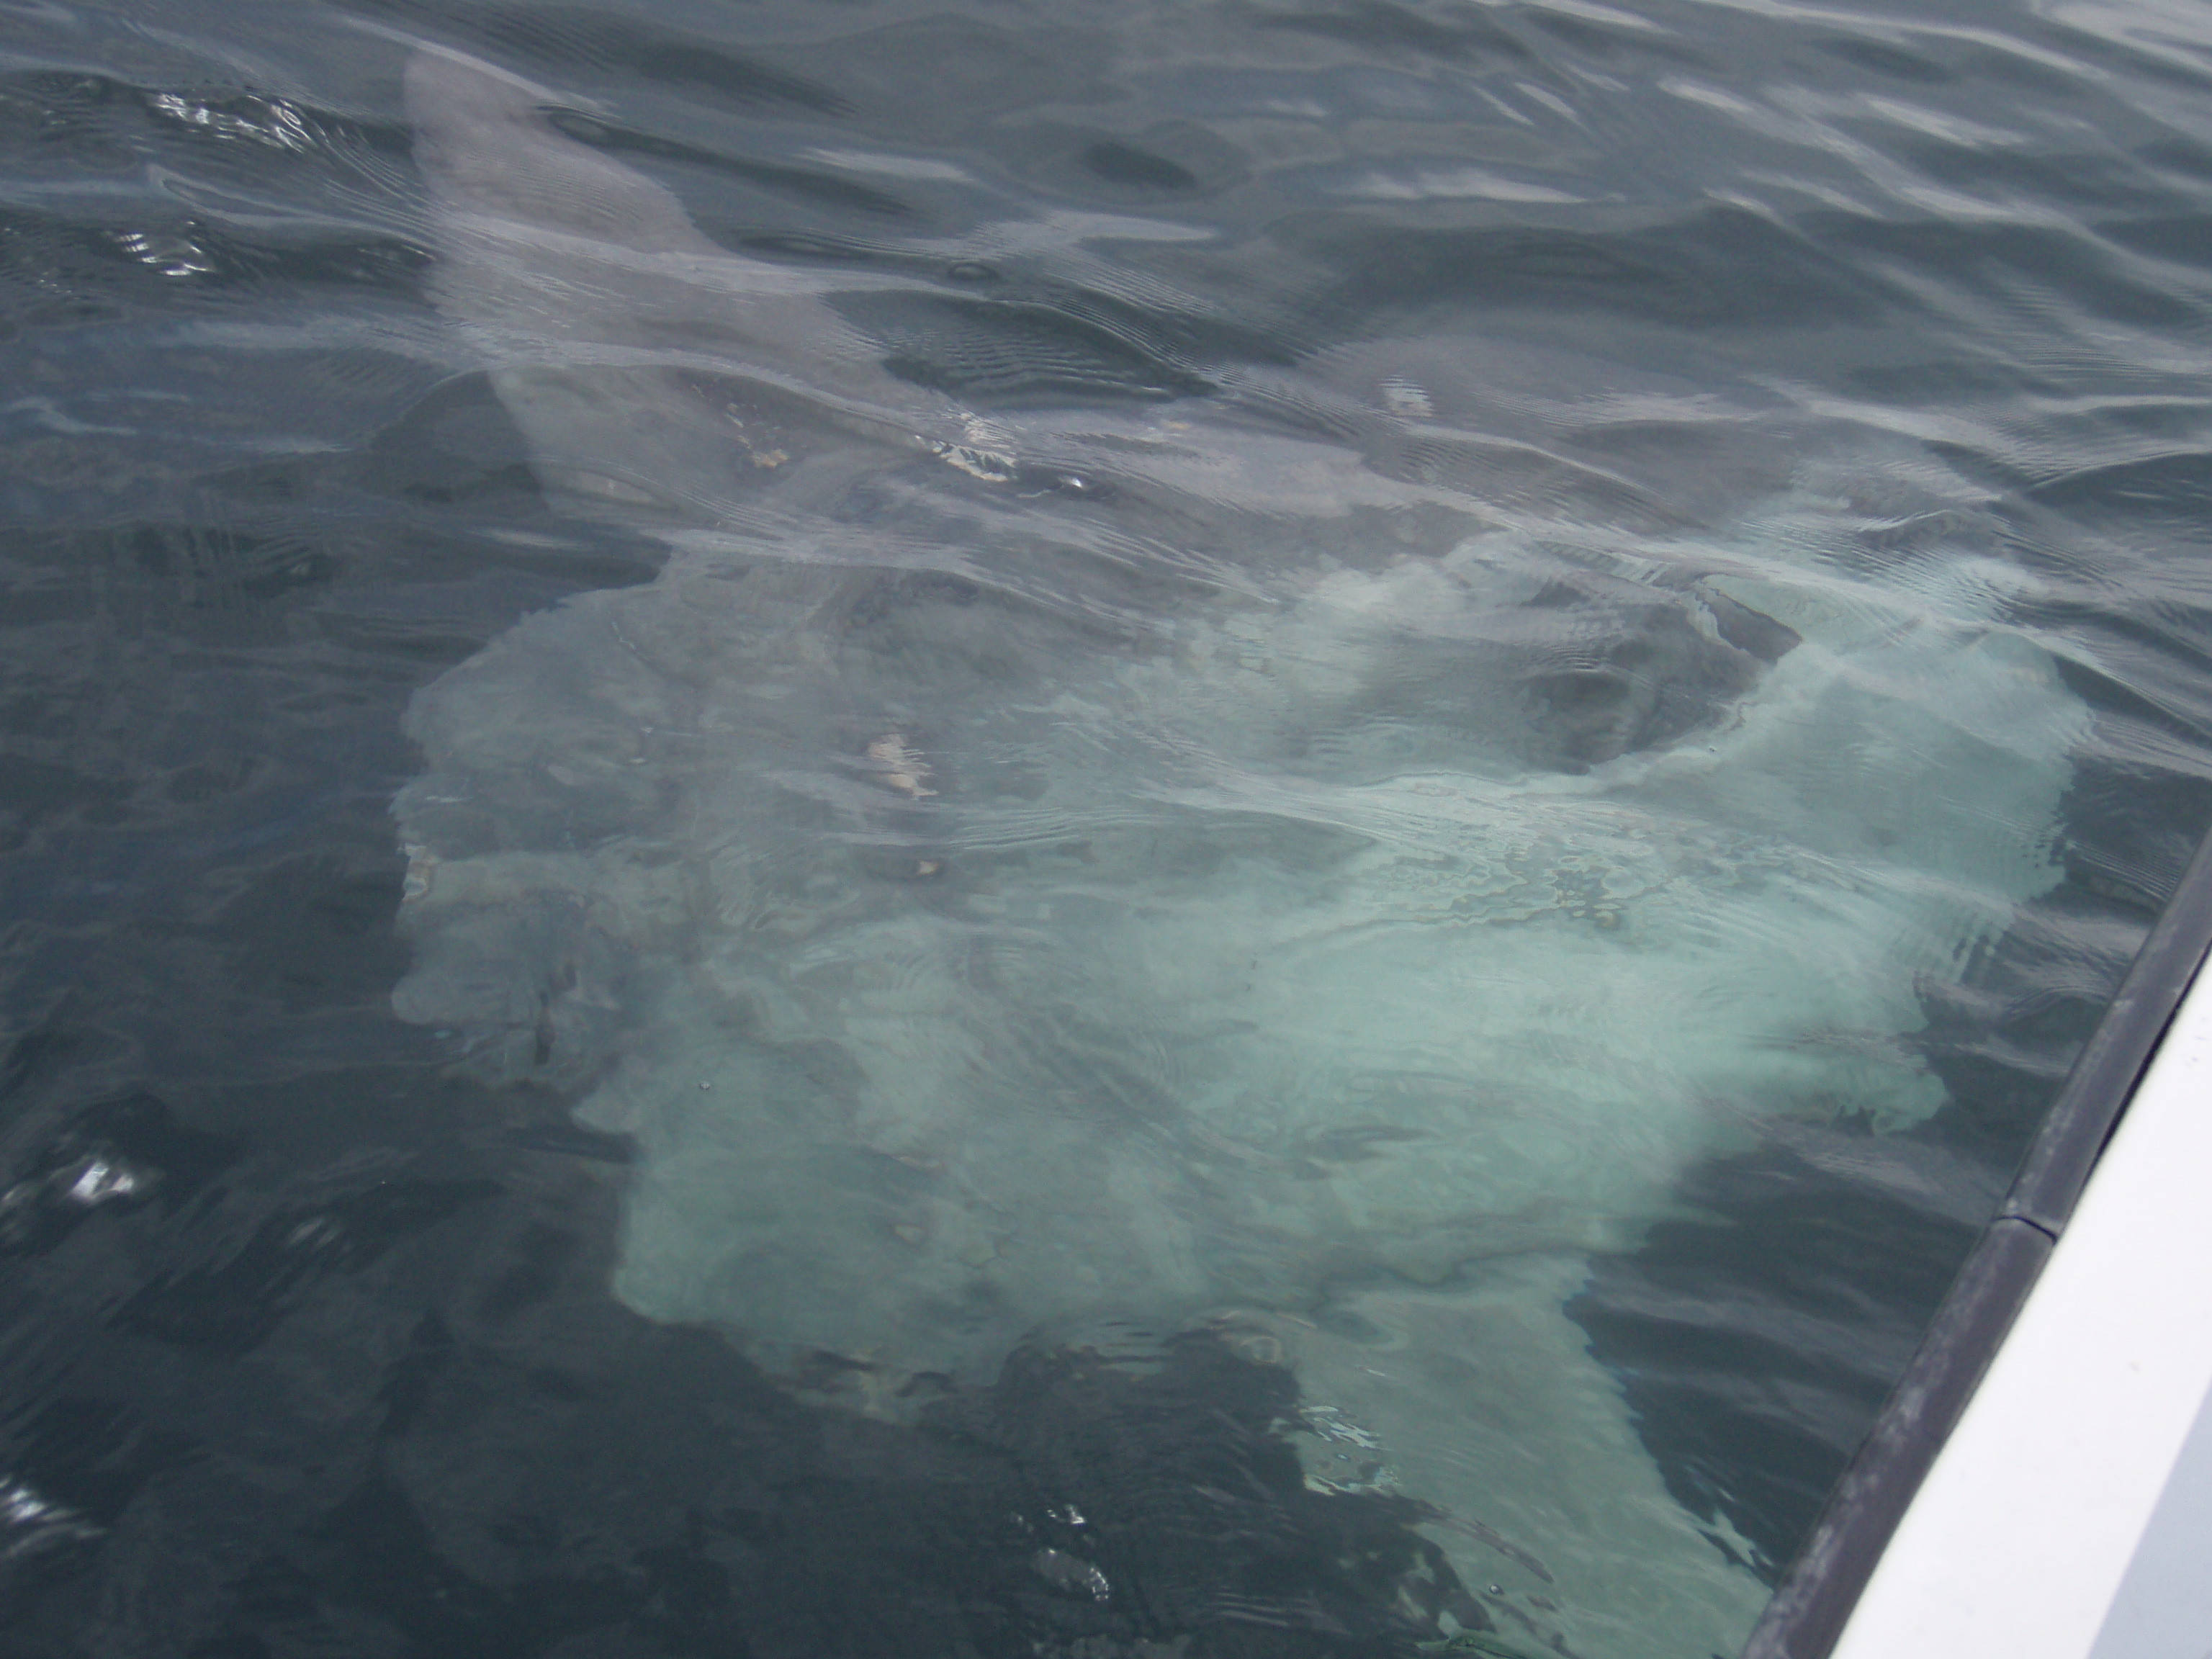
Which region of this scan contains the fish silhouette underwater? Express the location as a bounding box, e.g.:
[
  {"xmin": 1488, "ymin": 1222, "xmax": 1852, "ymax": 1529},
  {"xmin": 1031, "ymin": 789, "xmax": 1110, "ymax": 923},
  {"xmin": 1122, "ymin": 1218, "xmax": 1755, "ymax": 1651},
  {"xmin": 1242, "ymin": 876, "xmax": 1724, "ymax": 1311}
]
[{"xmin": 392, "ymin": 44, "xmax": 2089, "ymax": 1659}]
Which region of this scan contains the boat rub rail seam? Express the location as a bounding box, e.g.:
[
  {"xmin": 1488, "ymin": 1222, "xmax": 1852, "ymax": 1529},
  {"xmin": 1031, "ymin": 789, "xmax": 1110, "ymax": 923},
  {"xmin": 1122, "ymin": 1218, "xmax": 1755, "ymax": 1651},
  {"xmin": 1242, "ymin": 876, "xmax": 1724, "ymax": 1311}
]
[{"xmin": 1741, "ymin": 823, "xmax": 2212, "ymax": 1659}]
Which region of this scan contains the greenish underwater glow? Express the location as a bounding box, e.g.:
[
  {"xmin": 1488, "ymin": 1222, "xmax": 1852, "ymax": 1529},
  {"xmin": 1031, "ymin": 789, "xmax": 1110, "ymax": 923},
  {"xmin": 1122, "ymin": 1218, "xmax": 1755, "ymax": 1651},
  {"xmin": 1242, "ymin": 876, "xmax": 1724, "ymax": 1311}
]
[{"xmin": 392, "ymin": 45, "xmax": 2087, "ymax": 1659}]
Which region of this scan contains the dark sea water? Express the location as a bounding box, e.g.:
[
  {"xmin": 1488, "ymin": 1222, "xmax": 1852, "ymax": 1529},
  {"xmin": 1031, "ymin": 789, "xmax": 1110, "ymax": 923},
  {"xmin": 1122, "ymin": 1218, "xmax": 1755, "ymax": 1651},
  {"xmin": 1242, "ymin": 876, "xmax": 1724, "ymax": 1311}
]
[{"xmin": 4, "ymin": 1, "xmax": 2212, "ymax": 1656}]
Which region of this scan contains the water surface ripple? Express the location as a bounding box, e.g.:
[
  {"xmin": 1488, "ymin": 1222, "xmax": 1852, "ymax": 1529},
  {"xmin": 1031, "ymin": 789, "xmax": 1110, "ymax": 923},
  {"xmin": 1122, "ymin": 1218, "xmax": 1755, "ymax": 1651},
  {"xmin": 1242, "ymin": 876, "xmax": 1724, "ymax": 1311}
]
[{"xmin": 2, "ymin": 1, "xmax": 2210, "ymax": 1656}]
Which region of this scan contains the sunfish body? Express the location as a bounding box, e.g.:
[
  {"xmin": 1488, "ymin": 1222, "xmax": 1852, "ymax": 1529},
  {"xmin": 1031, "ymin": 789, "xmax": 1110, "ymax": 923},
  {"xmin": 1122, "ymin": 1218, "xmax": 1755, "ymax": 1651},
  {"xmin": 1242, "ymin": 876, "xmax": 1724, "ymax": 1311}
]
[{"xmin": 395, "ymin": 45, "xmax": 2085, "ymax": 1658}]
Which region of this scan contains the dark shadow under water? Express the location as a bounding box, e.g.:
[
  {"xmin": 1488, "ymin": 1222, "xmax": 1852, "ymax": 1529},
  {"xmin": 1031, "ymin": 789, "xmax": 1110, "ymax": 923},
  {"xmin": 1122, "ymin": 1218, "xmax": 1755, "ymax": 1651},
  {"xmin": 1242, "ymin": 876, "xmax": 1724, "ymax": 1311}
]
[
  {"xmin": 0, "ymin": 375, "xmax": 1478, "ymax": 1659},
  {"xmin": 1574, "ymin": 668, "xmax": 2212, "ymax": 1583},
  {"xmin": 9, "ymin": 0, "xmax": 2212, "ymax": 1642},
  {"xmin": 6, "ymin": 369, "xmax": 2199, "ymax": 1656},
  {"xmin": 7, "ymin": 1079, "xmax": 1455, "ymax": 1659}
]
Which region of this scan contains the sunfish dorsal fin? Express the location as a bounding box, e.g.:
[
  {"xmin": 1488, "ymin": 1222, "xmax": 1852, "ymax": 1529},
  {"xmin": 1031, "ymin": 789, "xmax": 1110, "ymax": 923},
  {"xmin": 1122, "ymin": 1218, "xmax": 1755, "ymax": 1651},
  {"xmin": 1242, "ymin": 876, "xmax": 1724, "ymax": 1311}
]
[{"xmin": 405, "ymin": 45, "xmax": 960, "ymax": 516}]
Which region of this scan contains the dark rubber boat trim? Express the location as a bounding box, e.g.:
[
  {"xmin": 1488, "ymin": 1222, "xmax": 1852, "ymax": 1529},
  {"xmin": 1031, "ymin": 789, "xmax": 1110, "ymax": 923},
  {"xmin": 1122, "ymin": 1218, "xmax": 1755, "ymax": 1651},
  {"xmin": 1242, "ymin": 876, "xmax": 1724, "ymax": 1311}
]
[{"xmin": 1740, "ymin": 824, "xmax": 2212, "ymax": 1659}]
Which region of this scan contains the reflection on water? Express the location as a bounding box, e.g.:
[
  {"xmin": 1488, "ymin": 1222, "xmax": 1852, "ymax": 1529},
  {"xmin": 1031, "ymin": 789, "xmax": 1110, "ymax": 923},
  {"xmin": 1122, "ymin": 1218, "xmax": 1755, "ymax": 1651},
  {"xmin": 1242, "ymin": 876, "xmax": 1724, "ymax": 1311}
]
[
  {"xmin": 4, "ymin": 1, "xmax": 2212, "ymax": 1655},
  {"xmin": 390, "ymin": 53, "xmax": 2085, "ymax": 1651}
]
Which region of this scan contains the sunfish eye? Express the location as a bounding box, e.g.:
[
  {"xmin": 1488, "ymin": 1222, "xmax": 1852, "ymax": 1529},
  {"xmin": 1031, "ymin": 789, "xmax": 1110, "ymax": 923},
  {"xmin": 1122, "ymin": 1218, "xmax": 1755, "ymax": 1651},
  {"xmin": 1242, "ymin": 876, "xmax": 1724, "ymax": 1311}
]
[{"xmin": 1519, "ymin": 666, "xmax": 1645, "ymax": 769}]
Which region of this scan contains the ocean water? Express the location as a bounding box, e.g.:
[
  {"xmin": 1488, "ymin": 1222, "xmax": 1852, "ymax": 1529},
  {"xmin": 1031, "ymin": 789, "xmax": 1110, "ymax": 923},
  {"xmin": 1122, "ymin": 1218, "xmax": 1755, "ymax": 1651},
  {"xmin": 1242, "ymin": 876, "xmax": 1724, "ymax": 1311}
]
[{"xmin": 4, "ymin": 3, "xmax": 2211, "ymax": 1657}]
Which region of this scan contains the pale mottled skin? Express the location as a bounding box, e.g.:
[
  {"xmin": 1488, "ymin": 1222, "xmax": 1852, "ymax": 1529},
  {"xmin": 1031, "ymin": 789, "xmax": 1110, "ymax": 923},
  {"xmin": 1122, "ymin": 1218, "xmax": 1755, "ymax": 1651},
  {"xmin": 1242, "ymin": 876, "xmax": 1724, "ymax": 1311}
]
[{"xmin": 396, "ymin": 46, "xmax": 2085, "ymax": 1659}]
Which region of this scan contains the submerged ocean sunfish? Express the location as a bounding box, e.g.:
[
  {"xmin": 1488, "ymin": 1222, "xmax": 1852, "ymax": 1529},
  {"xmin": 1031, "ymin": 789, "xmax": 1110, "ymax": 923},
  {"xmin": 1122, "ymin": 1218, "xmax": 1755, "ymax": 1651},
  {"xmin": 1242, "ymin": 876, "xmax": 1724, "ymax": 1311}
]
[{"xmin": 393, "ymin": 44, "xmax": 2085, "ymax": 1659}]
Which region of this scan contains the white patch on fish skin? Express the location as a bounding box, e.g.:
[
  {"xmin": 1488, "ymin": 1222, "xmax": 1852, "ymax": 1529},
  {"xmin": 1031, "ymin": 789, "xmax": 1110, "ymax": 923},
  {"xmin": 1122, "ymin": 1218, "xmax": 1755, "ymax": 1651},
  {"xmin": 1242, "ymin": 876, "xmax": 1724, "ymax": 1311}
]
[
  {"xmin": 927, "ymin": 436, "xmax": 1018, "ymax": 482},
  {"xmin": 1381, "ymin": 377, "xmax": 1435, "ymax": 418},
  {"xmin": 863, "ymin": 733, "xmax": 936, "ymax": 799},
  {"xmin": 394, "ymin": 45, "xmax": 2088, "ymax": 1659}
]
